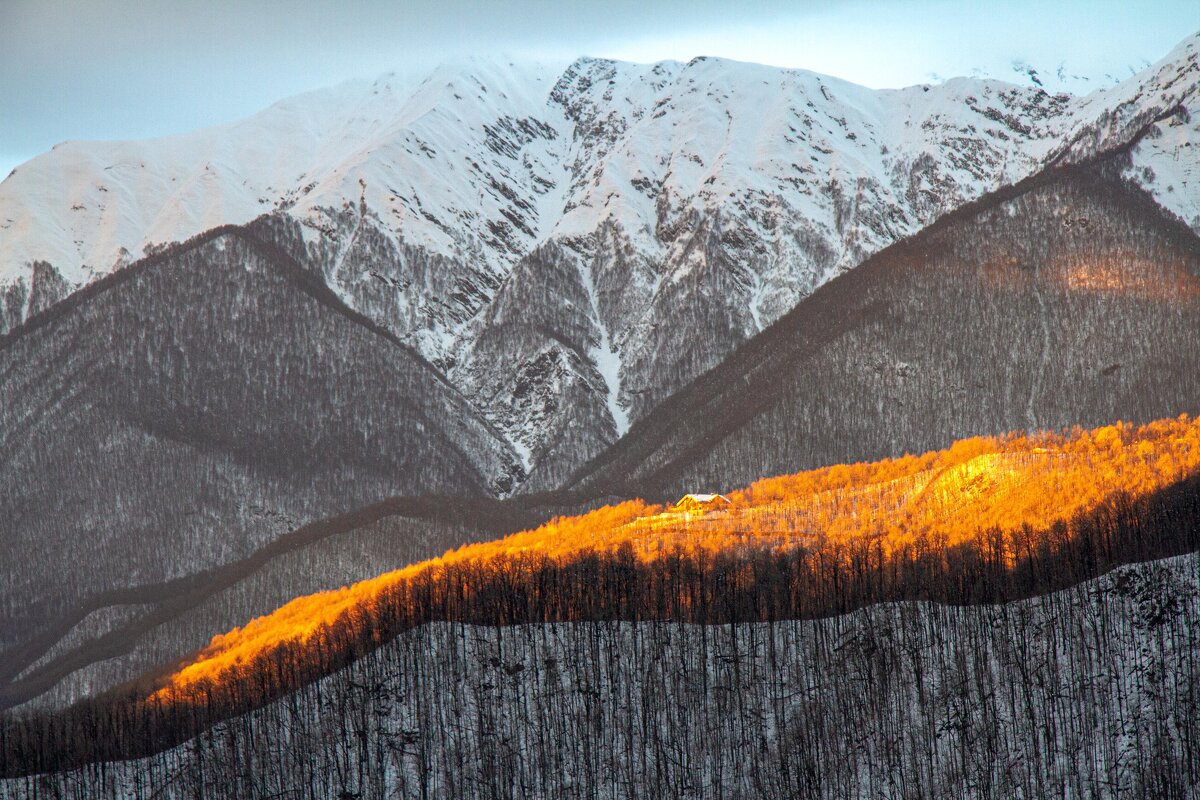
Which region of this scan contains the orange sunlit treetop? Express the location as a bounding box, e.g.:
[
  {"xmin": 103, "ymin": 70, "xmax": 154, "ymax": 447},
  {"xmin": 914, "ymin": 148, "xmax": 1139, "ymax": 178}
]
[{"xmin": 154, "ymin": 414, "xmax": 1200, "ymax": 700}]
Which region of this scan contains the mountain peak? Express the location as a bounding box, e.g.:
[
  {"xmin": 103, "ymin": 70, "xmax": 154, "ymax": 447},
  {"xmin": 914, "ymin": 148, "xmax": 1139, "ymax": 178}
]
[{"xmin": 2, "ymin": 37, "xmax": 1199, "ymax": 486}]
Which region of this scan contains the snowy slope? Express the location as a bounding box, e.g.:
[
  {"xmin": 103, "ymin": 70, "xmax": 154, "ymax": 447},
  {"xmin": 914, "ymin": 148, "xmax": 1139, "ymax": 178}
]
[
  {"xmin": 0, "ymin": 59, "xmax": 562, "ymax": 287},
  {"xmin": 1, "ymin": 34, "xmax": 1197, "ymax": 488},
  {"xmin": 1127, "ymin": 103, "xmax": 1200, "ymax": 232}
]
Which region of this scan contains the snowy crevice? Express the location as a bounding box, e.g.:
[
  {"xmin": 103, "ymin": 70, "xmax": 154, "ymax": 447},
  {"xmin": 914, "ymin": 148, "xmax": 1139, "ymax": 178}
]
[{"xmin": 576, "ymin": 255, "xmax": 629, "ymax": 438}]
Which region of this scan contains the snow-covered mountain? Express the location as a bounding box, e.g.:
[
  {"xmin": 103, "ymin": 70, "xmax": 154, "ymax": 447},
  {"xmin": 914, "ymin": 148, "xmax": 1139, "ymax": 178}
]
[
  {"xmin": 1125, "ymin": 96, "xmax": 1200, "ymax": 230},
  {"xmin": 2, "ymin": 34, "xmax": 1198, "ymax": 488}
]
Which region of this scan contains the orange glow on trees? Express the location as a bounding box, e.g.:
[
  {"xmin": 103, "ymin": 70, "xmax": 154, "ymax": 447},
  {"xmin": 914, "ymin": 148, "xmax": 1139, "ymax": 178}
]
[{"xmin": 153, "ymin": 414, "xmax": 1200, "ymax": 703}]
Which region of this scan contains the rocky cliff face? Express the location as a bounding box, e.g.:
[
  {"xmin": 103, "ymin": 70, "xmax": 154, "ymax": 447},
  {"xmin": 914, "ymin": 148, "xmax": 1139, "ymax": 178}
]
[{"xmin": 1, "ymin": 35, "xmax": 1197, "ymax": 489}]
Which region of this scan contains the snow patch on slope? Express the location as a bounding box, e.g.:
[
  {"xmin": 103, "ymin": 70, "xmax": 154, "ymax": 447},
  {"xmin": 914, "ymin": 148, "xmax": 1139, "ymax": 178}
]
[
  {"xmin": 593, "ymin": 331, "xmax": 629, "ymax": 437},
  {"xmin": 1127, "ymin": 104, "xmax": 1200, "ymax": 232},
  {"xmin": 575, "ymin": 248, "xmax": 629, "ymax": 438}
]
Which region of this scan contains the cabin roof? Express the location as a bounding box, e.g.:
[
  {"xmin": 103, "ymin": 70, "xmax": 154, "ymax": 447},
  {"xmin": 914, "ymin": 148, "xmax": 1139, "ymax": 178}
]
[{"xmin": 675, "ymin": 493, "xmax": 731, "ymax": 505}]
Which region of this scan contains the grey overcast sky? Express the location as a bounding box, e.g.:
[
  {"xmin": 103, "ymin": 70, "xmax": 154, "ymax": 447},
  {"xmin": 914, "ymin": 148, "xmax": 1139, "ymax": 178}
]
[{"xmin": 2, "ymin": 0, "xmax": 1198, "ymax": 178}]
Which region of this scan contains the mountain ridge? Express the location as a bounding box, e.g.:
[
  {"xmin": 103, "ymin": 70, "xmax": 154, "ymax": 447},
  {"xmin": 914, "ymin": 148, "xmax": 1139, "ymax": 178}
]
[
  {"xmin": 2, "ymin": 35, "xmax": 1197, "ymax": 485},
  {"xmin": 7, "ymin": 413, "xmax": 1200, "ymax": 787},
  {"xmin": 2, "ymin": 117, "xmax": 1196, "ymax": 710}
]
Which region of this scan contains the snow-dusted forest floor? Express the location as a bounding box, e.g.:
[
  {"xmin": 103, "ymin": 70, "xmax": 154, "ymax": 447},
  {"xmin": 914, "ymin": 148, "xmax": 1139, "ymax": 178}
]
[{"xmin": 6, "ymin": 552, "xmax": 1197, "ymax": 799}]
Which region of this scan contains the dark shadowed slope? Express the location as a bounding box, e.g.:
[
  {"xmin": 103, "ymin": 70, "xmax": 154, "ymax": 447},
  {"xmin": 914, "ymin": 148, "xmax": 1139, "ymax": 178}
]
[
  {"xmin": 568, "ymin": 160, "xmax": 1200, "ymax": 498},
  {"xmin": 0, "ymin": 494, "xmax": 565, "ymax": 712},
  {"xmin": 0, "ymin": 230, "xmax": 520, "ymax": 652}
]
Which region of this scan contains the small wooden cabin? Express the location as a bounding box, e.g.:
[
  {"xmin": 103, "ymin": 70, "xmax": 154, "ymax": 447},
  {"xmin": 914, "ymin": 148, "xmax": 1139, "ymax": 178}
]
[{"xmin": 674, "ymin": 493, "xmax": 733, "ymax": 513}]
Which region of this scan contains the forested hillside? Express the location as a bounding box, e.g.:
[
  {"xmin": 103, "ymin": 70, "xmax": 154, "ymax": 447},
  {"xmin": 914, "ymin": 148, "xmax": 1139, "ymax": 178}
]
[
  {"xmin": 5, "ymin": 414, "xmax": 1200, "ymax": 793},
  {"xmin": 5, "ymin": 555, "xmax": 1198, "ymax": 797},
  {"xmin": 0, "ymin": 229, "xmax": 520, "ymax": 666},
  {"xmin": 79, "ymin": 554, "xmax": 1200, "ymax": 799}
]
